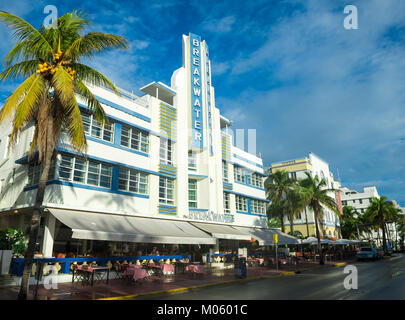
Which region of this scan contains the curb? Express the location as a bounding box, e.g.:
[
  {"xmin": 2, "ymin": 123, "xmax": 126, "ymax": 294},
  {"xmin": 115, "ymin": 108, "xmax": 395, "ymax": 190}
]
[
  {"xmin": 98, "ymin": 261, "xmax": 354, "ymax": 300},
  {"xmin": 99, "ymin": 269, "xmax": 311, "ymax": 300},
  {"xmin": 333, "ymin": 262, "xmax": 348, "ymax": 267}
]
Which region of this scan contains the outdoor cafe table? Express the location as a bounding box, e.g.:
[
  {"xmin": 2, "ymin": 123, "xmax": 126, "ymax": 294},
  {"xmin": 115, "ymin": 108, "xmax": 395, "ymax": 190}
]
[
  {"xmin": 186, "ymin": 264, "xmax": 206, "ymax": 274},
  {"xmin": 72, "ymin": 265, "xmax": 110, "ymax": 286},
  {"xmin": 124, "ymin": 266, "xmax": 148, "ymax": 282},
  {"xmin": 148, "ymin": 262, "xmax": 175, "ymax": 275}
]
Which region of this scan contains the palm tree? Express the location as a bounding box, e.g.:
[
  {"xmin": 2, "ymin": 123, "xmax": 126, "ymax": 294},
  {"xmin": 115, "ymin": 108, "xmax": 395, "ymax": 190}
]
[
  {"xmin": 341, "ymin": 206, "xmax": 359, "ymax": 240},
  {"xmin": 285, "ymin": 185, "xmax": 306, "ymax": 235},
  {"xmin": 297, "ymin": 172, "xmax": 341, "ymax": 264},
  {"xmin": 363, "ymin": 197, "xmax": 396, "ymax": 254},
  {"xmin": 0, "ymin": 10, "xmax": 128, "ymax": 299},
  {"xmin": 264, "ymin": 170, "xmax": 294, "ymax": 233}
]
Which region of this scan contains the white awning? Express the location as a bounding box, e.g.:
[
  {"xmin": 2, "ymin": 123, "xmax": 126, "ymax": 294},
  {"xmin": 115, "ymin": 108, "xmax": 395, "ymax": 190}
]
[
  {"xmin": 233, "ymin": 226, "xmax": 300, "ymax": 245},
  {"xmin": 48, "ymin": 208, "xmax": 216, "ymax": 245},
  {"xmin": 190, "ymin": 222, "xmax": 251, "ymax": 241}
]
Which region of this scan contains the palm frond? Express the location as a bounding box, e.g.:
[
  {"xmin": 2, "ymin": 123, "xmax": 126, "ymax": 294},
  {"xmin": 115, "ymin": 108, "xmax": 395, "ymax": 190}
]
[
  {"xmin": 0, "ymin": 59, "xmax": 38, "ymax": 81},
  {"xmin": 65, "ymin": 32, "xmax": 128, "ymax": 61},
  {"xmin": 0, "ymin": 11, "xmax": 53, "ymax": 57},
  {"xmin": 71, "ymin": 63, "xmax": 120, "ymax": 95},
  {"xmin": 74, "ymin": 80, "xmax": 107, "ymax": 125},
  {"xmin": 0, "ymin": 74, "xmax": 37, "ymax": 122},
  {"xmin": 13, "ymin": 75, "xmax": 46, "ymax": 130}
]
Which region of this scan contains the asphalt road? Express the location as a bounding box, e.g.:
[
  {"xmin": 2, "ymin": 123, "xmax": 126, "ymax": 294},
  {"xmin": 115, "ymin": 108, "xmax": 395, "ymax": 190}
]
[{"xmin": 140, "ymin": 253, "xmax": 405, "ymax": 300}]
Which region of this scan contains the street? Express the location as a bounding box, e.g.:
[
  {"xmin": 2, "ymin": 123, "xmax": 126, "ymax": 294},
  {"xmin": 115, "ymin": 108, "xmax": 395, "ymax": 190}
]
[{"xmin": 139, "ymin": 253, "xmax": 405, "ymax": 300}]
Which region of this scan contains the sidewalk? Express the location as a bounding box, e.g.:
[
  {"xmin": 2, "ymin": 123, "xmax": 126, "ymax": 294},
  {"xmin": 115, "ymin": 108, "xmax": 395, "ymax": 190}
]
[{"xmin": 0, "ymin": 259, "xmax": 354, "ymax": 300}]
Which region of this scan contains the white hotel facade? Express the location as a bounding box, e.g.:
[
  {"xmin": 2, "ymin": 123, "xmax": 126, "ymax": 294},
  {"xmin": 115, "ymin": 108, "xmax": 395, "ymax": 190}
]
[{"xmin": 0, "ymin": 34, "xmax": 271, "ymax": 257}]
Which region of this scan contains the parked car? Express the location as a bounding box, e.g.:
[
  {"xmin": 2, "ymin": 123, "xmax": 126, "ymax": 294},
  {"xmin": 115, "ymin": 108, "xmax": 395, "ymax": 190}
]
[{"xmin": 356, "ymin": 247, "xmax": 377, "ymax": 261}]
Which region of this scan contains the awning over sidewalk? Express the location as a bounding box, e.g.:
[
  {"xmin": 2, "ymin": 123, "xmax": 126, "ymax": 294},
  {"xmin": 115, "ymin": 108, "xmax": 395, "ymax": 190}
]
[
  {"xmin": 233, "ymin": 226, "xmax": 300, "ymax": 245},
  {"xmin": 190, "ymin": 222, "xmax": 252, "ymax": 241},
  {"xmin": 48, "ymin": 208, "xmax": 216, "ymax": 245}
]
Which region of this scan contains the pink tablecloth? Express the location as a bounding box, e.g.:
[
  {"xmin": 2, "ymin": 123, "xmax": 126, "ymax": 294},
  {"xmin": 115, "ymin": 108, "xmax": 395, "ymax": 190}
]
[
  {"xmin": 124, "ymin": 267, "xmax": 148, "ymax": 281},
  {"xmin": 186, "ymin": 265, "xmax": 206, "ymax": 274},
  {"xmin": 162, "ymin": 264, "xmax": 174, "ymax": 274}
]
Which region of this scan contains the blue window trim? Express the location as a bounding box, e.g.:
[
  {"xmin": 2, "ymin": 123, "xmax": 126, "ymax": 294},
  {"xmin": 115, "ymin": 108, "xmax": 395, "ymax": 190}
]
[
  {"xmin": 232, "ymin": 163, "xmax": 267, "ymax": 177},
  {"xmin": 189, "ymin": 208, "xmax": 209, "ymax": 212},
  {"xmin": 56, "ymin": 147, "xmax": 174, "ymax": 179},
  {"xmin": 188, "ymin": 174, "xmax": 208, "ymax": 179},
  {"xmin": 86, "ymin": 136, "xmax": 150, "ymax": 158},
  {"xmin": 23, "ymin": 180, "xmax": 150, "ymax": 199},
  {"xmin": 229, "ymin": 190, "xmax": 269, "ymax": 203},
  {"xmin": 79, "ymin": 104, "xmax": 176, "ymax": 143},
  {"xmin": 93, "ymin": 95, "xmax": 151, "ymax": 123}
]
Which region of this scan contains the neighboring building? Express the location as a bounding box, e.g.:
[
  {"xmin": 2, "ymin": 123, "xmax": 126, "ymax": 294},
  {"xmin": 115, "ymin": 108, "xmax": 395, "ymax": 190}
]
[
  {"xmin": 340, "ymin": 186, "xmax": 402, "ymax": 248},
  {"xmin": 0, "ymin": 33, "xmax": 269, "ymax": 258},
  {"xmin": 270, "ymin": 152, "xmax": 342, "ymax": 239}
]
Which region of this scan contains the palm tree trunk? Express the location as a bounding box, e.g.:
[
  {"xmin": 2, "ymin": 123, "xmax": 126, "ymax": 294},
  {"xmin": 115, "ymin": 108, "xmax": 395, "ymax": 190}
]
[
  {"xmin": 18, "ymin": 116, "xmax": 54, "ymax": 300},
  {"xmin": 314, "ymin": 206, "xmax": 324, "ymax": 265},
  {"xmin": 280, "ymin": 214, "xmax": 285, "ymax": 233},
  {"xmin": 304, "ymin": 207, "xmax": 309, "ymax": 237},
  {"xmin": 381, "ymin": 216, "xmax": 387, "ymax": 254}
]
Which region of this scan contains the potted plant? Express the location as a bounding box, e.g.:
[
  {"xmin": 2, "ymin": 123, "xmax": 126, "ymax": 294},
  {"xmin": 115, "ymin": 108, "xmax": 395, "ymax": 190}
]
[{"xmin": 0, "ymin": 228, "xmax": 27, "ymax": 275}]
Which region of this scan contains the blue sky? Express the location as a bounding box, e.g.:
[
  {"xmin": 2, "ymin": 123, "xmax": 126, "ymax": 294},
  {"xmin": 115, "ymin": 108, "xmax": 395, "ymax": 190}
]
[{"xmin": 0, "ymin": 0, "xmax": 404, "ymax": 206}]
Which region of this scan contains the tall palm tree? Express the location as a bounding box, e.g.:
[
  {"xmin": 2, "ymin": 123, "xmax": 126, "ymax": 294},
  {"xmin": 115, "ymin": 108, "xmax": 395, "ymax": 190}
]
[
  {"xmin": 297, "ymin": 172, "xmax": 341, "ymax": 264},
  {"xmin": 0, "ymin": 10, "xmax": 128, "ymax": 299},
  {"xmin": 264, "ymin": 170, "xmax": 294, "ymax": 233},
  {"xmin": 341, "ymin": 206, "xmax": 359, "ymax": 240},
  {"xmin": 285, "ymin": 184, "xmax": 306, "ymax": 235},
  {"xmin": 363, "ymin": 196, "xmax": 396, "ymax": 254}
]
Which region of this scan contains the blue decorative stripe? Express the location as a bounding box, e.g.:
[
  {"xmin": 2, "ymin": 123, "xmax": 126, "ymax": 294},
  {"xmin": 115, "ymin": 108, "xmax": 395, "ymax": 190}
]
[
  {"xmin": 189, "ymin": 208, "xmax": 209, "ymax": 212},
  {"xmin": 160, "ymin": 102, "xmax": 176, "ymax": 112},
  {"xmin": 234, "ymin": 181, "xmax": 265, "ymax": 191},
  {"xmin": 237, "ymin": 210, "xmax": 267, "ymax": 217},
  {"xmin": 233, "ymin": 154, "xmax": 264, "ymax": 168},
  {"xmin": 56, "ymin": 147, "xmax": 173, "ymax": 179},
  {"xmin": 86, "ymin": 136, "xmax": 150, "ymax": 158},
  {"xmin": 94, "ymin": 95, "xmax": 151, "ymax": 122},
  {"xmin": 229, "ymin": 190, "xmax": 269, "ymax": 203},
  {"xmin": 188, "ymin": 174, "xmax": 208, "ymax": 179},
  {"xmin": 24, "ymin": 180, "xmax": 149, "ymax": 199}
]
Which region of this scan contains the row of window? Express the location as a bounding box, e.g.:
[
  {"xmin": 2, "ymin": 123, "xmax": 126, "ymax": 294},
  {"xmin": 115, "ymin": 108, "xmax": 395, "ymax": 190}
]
[
  {"xmin": 341, "ymin": 198, "xmax": 372, "ymax": 206},
  {"xmin": 232, "ymin": 164, "xmax": 264, "ymax": 188},
  {"xmin": 81, "ymin": 111, "xmax": 150, "ymax": 155},
  {"xmin": 28, "ymin": 156, "xmax": 265, "ymax": 213},
  {"xmin": 235, "ymin": 195, "xmax": 266, "ymax": 214}
]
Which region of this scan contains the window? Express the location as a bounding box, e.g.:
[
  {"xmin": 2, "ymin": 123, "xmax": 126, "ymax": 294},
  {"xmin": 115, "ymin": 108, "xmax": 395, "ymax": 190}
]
[
  {"xmin": 188, "ymin": 179, "xmax": 197, "ymax": 208},
  {"xmin": 234, "ymin": 166, "xmax": 245, "ymax": 183},
  {"xmin": 361, "ymin": 209, "xmax": 364, "ymax": 213},
  {"xmin": 235, "ymin": 195, "xmax": 248, "ymax": 212},
  {"xmin": 251, "ymin": 199, "xmax": 266, "ymax": 215},
  {"xmin": 352, "ymin": 199, "xmax": 356, "ymax": 203},
  {"xmin": 222, "ymin": 161, "xmax": 228, "ymax": 182},
  {"xmin": 27, "ymin": 161, "xmax": 56, "ymax": 186},
  {"xmin": 223, "ymin": 192, "xmax": 231, "ymax": 213},
  {"xmin": 82, "ymin": 111, "xmax": 114, "ymax": 142},
  {"xmin": 160, "ymin": 138, "xmax": 173, "ymax": 165},
  {"xmin": 120, "ymin": 125, "xmax": 149, "ymax": 153},
  {"xmin": 289, "ymin": 172, "xmax": 297, "ymax": 180},
  {"xmin": 118, "ymin": 168, "xmax": 148, "ymax": 194},
  {"xmin": 59, "ymin": 154, "xmax": 112, "ymax": 188},
  {"xmin": 159, "ymin": 177, "xmax": 174, "ymax": 204},
  {"xmin": 359, "ymin": 199, "xmax": 363, "ymax": 204},
  {"xmin": 249, "ymin": 172, "xmax": 264, "ymax": 188},
  {"xmin": 342, "ymin": 200, "xmax": 347, "ymax": 206},
  {"xmin": 188, "ymin": 151, "xmax": 197, "ymax": 170}
]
